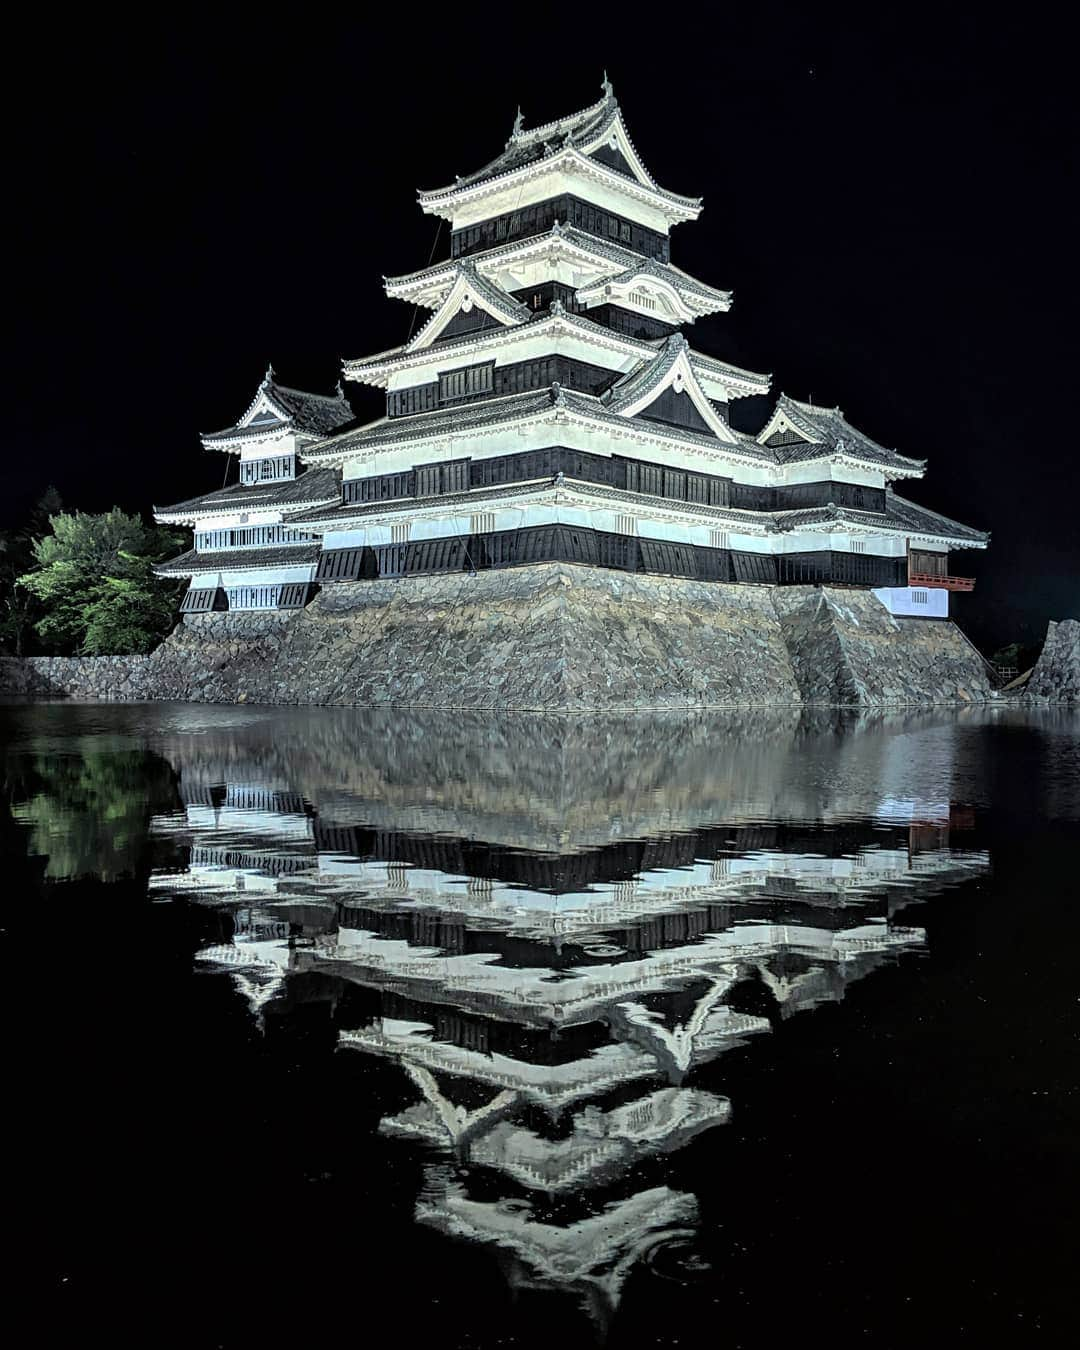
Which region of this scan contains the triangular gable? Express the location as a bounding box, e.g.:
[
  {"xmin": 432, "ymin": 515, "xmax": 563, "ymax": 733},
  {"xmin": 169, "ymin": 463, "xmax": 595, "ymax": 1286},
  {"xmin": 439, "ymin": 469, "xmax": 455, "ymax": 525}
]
[
  {"xmin": 607, "ymin": 339, "xmax": 738, "ymax": 443},
  {"xmin": 237, "ymin": 390, "xmax": 290, "ymax": 430},
  {"xmin": 577, "ymin": 104, "xmax": 658, "ymax": 194},
  {"xmin": 588, "ymin": 140, "xmax": 638, "ymax": 179},
  {"xmin": 576, "ymin": 265, "xmax": 697, "ymax": 325},
  {"xmin": 247, "ymin": 404, "xmax": 286, "ymax": 426},
  {"xmin": 756, "ymin": 397, "xmax": 824, "ymax": 447},
  {"xmin": 407, "ymin": 266, "xmax": 530, "ymax": 352}
]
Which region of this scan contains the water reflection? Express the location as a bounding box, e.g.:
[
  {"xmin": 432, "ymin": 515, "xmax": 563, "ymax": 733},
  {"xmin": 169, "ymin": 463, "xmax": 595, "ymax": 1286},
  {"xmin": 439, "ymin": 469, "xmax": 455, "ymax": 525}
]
[{"xmin": 122, "ymin": 709, "xmax": 990, "ymax": 1329}]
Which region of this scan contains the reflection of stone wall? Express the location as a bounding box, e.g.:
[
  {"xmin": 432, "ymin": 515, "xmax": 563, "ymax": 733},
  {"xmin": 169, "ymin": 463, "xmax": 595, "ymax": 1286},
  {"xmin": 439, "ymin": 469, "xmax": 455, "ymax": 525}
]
[
  {"xmin": 0, "ymin": 564, "xmax": 995, "ymax": 709},
  {"xmin": 1024, "ymin": 619, "xmax": 1080, "ymax": 703}
]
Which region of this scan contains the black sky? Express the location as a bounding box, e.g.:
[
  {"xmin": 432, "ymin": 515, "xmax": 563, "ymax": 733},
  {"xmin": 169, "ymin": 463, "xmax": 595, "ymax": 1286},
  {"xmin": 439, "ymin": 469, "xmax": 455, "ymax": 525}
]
[{"xmin": 8, "ymin": 9, "xmax": 1077, "ymax": 649}]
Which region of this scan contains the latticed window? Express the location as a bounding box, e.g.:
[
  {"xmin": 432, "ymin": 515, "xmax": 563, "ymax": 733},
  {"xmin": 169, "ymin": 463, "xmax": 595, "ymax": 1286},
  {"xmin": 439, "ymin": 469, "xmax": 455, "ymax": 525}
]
[
  {"xmin": 850, "ymin": 539, "xmax": 867, "ymax": 553},
  {"xmin": 438, "ymin": 363, "xmax": 493, "ymax": 402},
  {"xmin": 239, "ymin": 455, "xmax": 295, "ymax": 485},
  {"xmin": 615, "ymin": 515, "xmax": 636, "ymax": 535},
  {"xmin": 710, "ymin": 529, "xmax": 730, "ymax": 550},
  {"xmin": 470, "ymin": 512, "xmax": 496, "ymax": 534},
  {"xmin": 415, "ymin": 464, "xmax": 441, "ymax": 497},
  {"xmin": 390, "ymin": 522, "xmax": 410, "ymax": 544},
  {"xmin": 226, "ymin": 585, "xmax": 282, "ymax": 610},
  {"xmin": 910, "ymin": 549, "xmax": 947, "ymax": 576},
  {"xmin": 195, "ymin": 524, "xmax": 312, "ymax": 551}
]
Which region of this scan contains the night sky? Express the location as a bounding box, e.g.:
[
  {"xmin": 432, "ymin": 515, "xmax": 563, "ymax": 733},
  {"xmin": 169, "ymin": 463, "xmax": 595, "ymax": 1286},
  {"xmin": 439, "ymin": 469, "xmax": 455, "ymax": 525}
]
[{"xmin": 10, "ymin": 11, "xmax": 1077, "ymax": 650}]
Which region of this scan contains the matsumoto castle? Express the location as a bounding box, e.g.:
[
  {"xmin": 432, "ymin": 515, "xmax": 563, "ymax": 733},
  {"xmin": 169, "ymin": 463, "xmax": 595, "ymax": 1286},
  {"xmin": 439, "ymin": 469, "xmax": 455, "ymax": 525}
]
[{"xmin": 155, "ymin": 80, "xmax": 986, "ymax": 619}]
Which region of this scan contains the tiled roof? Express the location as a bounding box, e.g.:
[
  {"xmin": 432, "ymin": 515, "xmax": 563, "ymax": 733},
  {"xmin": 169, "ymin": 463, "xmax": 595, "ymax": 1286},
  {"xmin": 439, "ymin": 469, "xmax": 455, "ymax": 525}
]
[
  {"xmin": 420, "ymin": 87, "xmax": 699, "ymax": 212},
  {"xmin": 266, "ymin": 382, "xmax": 355, "ymax": 435},
  {"xmin": 776, "ymin": 493, "xmax": 989, "ymax": 544},
  {"xmin": 202, "ymin": 371, "xmax": 355, "ymax": 443},
  {"xmin": 156, "ymin": 543, "xmax": 322, "ymax": 576},
  {"xmin": 439, "ymin": 91, "xmax": 624, "ymax": 192},
  {"xmin": 386, "ymin": 224, "xmax": 729, "ymax": 308},
  {"xmin": 405, "ymin": 262, "xmax": 532, "ymax": 350},
  {"xmin": 604, "ymin": 334, "xmax": 688, "ymax": 409},
  {"xmin": 289, "ymin": 482, "xmax": 987, "ymax": 546},
  {"xmin": 764, "ymin": 395, "xmax": 923, "ymax": 473},
  {"xmin": 307, "ymin": 389, "xmax": 554, "ymax": 456},
  {"xmin": 345, "ymin": 303, "xmax": 767, "ymax": 398},
  {"xmin": 155, "ymin": 467, "xmax": 341, "ymax": 519},
  {"xmin": 306, "ymin": 384, "xmax": 772, "ymax": 465},
  {"xmin": 879, "ymin": 492, "xmax": 989, "ymax": 543},
  {"xmin": 575, "ymin": 255, "xmax": 731, "ymax": 310},
  {"xmin": 289, "ymin": 480, "xmax": 771, "ymax": 532}
]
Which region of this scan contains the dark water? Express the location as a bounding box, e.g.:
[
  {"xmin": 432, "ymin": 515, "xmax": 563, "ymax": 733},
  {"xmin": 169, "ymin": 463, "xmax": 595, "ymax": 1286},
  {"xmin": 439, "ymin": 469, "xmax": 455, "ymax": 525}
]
[{"xmin": 3, "ymin": 702, "xmax": 1078, "ymax": 1348}]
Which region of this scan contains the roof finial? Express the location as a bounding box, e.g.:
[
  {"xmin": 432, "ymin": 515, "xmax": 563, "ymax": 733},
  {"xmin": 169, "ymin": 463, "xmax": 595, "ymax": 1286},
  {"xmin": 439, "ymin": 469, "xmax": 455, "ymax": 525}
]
[
  {"xmin": 512, "ymin": 106, "xmax": 524, "ymax": 137},
  {"xmin": 264, "ymin": 363, "xmax": 275, "ymax": 384},
  {"xmin": 601, "ymin": 70, "xmax": 613, "ymax": 99}
]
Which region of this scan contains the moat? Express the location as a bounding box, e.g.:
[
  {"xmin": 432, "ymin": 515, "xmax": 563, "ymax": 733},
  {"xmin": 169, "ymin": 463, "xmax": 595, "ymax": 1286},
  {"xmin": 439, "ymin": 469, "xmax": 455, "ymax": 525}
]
[{"xmin": 4, "ymin": 702, "xmax": 1078, "ymax": 1347}]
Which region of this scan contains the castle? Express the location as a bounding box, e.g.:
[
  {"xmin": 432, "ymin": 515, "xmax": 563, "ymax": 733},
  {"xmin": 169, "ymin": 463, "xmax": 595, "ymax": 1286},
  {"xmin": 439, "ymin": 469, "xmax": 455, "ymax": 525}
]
[{"xmin": 155, "ymin": 80, "xmax": 986, "ymax": 626}]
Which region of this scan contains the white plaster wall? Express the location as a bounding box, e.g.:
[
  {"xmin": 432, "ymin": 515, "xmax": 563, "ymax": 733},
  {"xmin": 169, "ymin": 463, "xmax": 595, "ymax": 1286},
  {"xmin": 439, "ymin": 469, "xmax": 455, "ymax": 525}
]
[
  {"xmin": 199, "ymin": 509, "xmax": 285, "ymax": 531},
  {"xmin": 389, "ymin": 328, "xmax": 643, "ymax": 390},
  {"xmin": 235, "ymin": 433, "xmax": 297, "ymax": 461},
  {"xmin": 216, "ymin": 564, "xmax": 316, "ymax": 588},
  {"xmin": 872, "ymin": 586, "xmax": 949, "ymax": 618},
  {"xmin": 780, "ymin": 461, "xmax": 884, "ymax": 488}
]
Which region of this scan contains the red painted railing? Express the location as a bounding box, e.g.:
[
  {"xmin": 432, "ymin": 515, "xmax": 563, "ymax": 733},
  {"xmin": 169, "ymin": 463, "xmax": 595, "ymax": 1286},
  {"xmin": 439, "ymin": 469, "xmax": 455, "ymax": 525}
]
[{"xmin": 908, "ymin": 572, "xmax": 976, "ymax": 592}]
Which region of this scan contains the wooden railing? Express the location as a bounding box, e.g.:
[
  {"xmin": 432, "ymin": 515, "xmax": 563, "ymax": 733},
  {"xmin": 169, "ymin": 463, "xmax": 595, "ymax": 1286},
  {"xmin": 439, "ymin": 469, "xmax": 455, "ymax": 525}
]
[{"xmin": 908, "ymin": 572, "xmax": 976, "ymax": 592}]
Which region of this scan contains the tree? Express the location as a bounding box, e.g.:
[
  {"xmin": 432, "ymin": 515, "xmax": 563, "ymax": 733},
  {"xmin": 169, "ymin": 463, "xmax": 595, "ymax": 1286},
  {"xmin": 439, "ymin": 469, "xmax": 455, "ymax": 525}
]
[
  {"xmin": 990, "ymin": 640, "xmax": 1043, "ymax": 674},
  {"xmin": 0, "ymin": 487, "xmax": 63, "ymax": 656},
  {"xmin": 18, "ymin": 508, "xmax": 187, "ymax": 656}
]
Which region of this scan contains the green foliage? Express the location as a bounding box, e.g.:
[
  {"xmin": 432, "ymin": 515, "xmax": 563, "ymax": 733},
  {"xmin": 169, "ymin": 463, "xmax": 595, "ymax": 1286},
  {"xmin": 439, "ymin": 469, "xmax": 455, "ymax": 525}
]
[
  {"xmin": 0, "ymin": 487, "xmax": 63, "ymax": 656},
  {"xmin": 10, "ymin": 742, "xmax": 180, "ymax": 882},
  {"xmin": 991, "ymin": 641, "xmax": 1042, "ymax": 673},
  {"xmin": 17, "ymin": 507, "xmax": 187, "ymax": 656}
]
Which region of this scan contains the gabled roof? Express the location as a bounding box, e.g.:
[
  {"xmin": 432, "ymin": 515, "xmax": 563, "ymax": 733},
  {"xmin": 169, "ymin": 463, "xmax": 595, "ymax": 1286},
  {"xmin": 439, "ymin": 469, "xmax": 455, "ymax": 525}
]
[
  {"xmin": 774, "ymin": 492, "xmax": 989, "ymax": 546},
  {"xmin": 344, "ymin": 302, "xmax": 768, "ymax": 397},
  {"xmin": 385, "ymin": 224, "xmax": 730, "ymax": 315},
  {"xmin": 154, "ymin": 467, "xmax": 341, "ymax": 524},
  {"xmin": 154, "ymin": 543, "xmax": 322, "ymax": 576},
  {"xmin": 303, "ymin": 384, "xmax": 772, "ymax": 471},
  {"xmin": 418, "ymin": 81, "xmax": 701, "ymax": 222},
  {"xmin": 575, "ymin": 256, "xmax": 731, "ymax": 322},
  {"xmin": 603, "ymin": 335, "xmax": 738, "ymax": 443},
  {"xmin": 757, "ymin": 395, "xmax": 924, "ymax": 476},
  {"xmin": 405, "ymin": 262, "xmax": 531, "ymax": 352},
  {"xmin": 201, "ymin": 368, "xmax": 355, "ymax": 448},
  {"xmin": 451, "ymin": 81, "xmax": 657, "ymax": 193}
]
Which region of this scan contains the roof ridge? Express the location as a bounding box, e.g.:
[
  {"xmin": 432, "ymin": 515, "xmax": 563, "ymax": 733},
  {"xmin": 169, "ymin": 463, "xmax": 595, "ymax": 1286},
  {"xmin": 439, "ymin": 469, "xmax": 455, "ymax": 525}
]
[
  {"xmin": 509, "ymin": 80, "xmax": 615, "ymax": 146},
  {"xmin": 269, "ymin": 380, "xmax": 351, "ymax": 406}
]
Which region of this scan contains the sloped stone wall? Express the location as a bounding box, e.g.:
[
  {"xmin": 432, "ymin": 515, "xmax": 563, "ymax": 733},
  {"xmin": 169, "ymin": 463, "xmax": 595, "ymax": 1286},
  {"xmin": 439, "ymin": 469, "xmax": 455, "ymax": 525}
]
[
  {"xmin": 1024, "ymin": 619, "xmax": 1080, "ymax": 702},
  {"xmin": 774, "ymin": 588, "xmax": 996, "ymax": 704},
  {"xmin": 0, "ymin": 565, "xmax": 998, "ymax": 709}
]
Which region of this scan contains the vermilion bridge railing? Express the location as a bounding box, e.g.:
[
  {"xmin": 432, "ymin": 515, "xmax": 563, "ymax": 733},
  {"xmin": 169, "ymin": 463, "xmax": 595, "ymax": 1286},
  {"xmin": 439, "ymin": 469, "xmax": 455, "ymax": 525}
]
[{"xmin": 908, "ymin": 572, "xmax": 976, "ymax": 592}]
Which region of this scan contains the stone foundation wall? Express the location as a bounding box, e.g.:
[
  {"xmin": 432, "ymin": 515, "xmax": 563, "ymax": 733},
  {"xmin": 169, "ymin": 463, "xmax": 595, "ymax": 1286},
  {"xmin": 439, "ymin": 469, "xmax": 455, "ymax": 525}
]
[
  {"xmin": 0, "ymin": 565, "xmax": 998, "ymax": 709},
  {"xmin": 774, "ymin": 588, "xmax": 996, "ymax": 704},
  {"xmin": 1024, "ymin": 619, "xmax": 1080, "ymax": 702}
]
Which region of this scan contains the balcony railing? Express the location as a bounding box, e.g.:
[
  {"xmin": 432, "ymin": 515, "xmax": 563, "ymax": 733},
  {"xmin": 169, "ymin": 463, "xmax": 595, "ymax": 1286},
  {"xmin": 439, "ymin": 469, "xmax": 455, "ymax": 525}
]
[{"xmin": 908, "ymin": 572, "xmax": 976, "ymax": 592}]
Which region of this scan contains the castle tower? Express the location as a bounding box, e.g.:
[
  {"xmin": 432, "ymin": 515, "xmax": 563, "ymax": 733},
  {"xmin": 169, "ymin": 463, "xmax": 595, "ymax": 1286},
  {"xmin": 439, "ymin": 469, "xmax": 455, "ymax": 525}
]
[
  {"xmin": 280, "ymin": 80, "xmax": 987, "ymax": 614},
  {"xmin": 153, "ymin": 368, "xmax": 351, "ymax": 611}
]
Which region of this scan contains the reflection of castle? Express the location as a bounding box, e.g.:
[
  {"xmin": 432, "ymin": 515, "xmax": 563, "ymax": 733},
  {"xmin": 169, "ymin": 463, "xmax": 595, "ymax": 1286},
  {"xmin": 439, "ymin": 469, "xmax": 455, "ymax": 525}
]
[{"xmin": 148, "ymin": 710, "xmax": 989, "ymax": 1328}]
